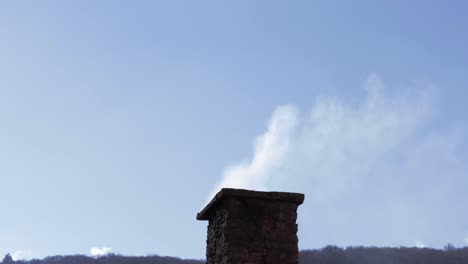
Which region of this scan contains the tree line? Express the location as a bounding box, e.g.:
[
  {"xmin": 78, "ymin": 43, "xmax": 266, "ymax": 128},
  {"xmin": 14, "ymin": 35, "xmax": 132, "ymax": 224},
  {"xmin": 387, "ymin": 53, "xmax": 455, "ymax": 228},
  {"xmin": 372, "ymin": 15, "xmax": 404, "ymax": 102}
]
[
  {"xmin": 299, "ymin": 245, "xmax": 468, "ymax": 264},
  {"xmin": 2, "ymin": 245, "xmax": 468, "ymax": 264}
]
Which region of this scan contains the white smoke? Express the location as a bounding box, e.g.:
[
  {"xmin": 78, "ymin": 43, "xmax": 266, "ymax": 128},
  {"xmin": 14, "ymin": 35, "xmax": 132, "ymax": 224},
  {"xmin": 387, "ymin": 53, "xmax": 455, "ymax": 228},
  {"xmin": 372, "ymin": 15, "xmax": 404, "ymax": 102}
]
[
  {"xmin": 11, "ymin": 250, "xmax": 32, "ymax": 261},
  {"xmin": 209, "ymin": 105, "xmax": 299, "ymax": 198},
  {"xmin": 414, "ymin": 241, "xmax": 426, "ymax": 248},
  {"xmin": 209, "ymin": 74, "xmax": 429, "ymax": 199},
  {"xmin": 90, "ymin": 247, "xmax": 112, "ymax": 258},
  {"xmin": 207, "ymin": 74, "xmax": 466, "ymax": 248},
  {"xmin": 287, "ymin": 74, "xmax": 430, "ymax": 201}
]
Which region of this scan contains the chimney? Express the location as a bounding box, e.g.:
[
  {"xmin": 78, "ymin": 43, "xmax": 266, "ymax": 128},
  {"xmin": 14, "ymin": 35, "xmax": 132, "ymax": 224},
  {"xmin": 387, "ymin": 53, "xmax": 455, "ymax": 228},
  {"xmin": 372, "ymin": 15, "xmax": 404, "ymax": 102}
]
[{"xmin": 197, "ymin": 188, "xmax": 304, "ymax": 264}]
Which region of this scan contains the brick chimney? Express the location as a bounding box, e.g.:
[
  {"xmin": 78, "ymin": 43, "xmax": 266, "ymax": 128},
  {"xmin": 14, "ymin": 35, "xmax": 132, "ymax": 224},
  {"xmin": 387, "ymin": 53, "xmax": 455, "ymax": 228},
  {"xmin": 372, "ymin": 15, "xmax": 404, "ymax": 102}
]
[{"xmin": 197, "ymin": 188, "xmax": 304, "ymax": 264}]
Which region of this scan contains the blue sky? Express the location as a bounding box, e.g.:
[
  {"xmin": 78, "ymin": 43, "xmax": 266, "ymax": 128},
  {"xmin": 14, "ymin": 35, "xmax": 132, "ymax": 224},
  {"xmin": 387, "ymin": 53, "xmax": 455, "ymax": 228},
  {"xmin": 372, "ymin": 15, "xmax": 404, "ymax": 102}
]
[{"xmin": 1, "ymin": 0, "xmax": 468, "ymax": 260}]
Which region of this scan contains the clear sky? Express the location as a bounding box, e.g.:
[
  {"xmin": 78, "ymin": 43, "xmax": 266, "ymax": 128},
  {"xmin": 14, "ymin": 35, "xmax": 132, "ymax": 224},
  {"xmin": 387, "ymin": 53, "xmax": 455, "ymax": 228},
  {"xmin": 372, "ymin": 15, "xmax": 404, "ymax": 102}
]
[{"xmin": 1, "ymin": 0, "xmax": 468, "ymax": 260}]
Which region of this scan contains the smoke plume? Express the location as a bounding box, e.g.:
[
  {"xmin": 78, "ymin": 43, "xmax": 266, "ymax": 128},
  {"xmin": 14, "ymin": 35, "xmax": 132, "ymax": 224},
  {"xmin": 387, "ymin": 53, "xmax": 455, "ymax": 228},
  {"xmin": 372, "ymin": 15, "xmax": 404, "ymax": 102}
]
[
  {"xmin": 209, "ymin": 74, "xmax": 429, "ymax": 198},
  {"xmin": 208, "ymin": 74, "xmax": 468, "ymax": 248},
  {"xmin": 11, "ymin": 250, "xmax": 32, "ymax": 261},
  {"xmin": 90, "ymin": 247, "xmax": 112, "ymax": 258},
  {"xmin": 209, "ymin": 105, "xmax": 299, "ymax": 199}
]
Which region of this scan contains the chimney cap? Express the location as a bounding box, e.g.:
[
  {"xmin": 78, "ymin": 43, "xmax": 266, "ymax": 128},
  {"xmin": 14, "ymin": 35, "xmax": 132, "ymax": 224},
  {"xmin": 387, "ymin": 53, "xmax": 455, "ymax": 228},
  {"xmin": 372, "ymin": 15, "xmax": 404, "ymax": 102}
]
[{"xmin": 197, "ymin": 188, "xmax": 304, "ymax": 220}]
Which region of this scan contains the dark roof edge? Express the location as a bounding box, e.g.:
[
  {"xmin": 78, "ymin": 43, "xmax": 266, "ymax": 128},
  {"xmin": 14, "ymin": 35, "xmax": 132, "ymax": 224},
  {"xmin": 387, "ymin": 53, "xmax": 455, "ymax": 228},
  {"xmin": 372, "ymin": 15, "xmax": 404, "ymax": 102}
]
[{"xmin": 196, "ymin": 188, "xmax": 305, "ymax": 220}]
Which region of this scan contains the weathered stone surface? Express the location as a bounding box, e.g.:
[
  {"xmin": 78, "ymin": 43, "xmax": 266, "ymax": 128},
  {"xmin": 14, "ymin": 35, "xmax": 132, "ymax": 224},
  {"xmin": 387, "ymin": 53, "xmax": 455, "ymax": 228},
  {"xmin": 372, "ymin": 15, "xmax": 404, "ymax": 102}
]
[{"xmin": 197, "ymin": 188, "xmax": 304, "ymax": 264}]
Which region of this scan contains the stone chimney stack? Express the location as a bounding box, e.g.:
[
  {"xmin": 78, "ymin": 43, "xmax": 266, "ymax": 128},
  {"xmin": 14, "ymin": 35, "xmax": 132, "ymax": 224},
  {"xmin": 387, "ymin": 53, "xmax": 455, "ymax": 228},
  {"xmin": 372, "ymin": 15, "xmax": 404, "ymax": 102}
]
[{"xmin": 197, "ymin": 188, "xmax": 304, "ymax": 264}]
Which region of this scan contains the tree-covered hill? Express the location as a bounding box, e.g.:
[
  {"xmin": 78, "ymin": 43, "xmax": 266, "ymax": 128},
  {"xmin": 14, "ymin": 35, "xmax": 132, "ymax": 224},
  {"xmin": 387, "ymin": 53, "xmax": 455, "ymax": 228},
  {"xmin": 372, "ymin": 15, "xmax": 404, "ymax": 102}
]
[
  {"xmin": 2, "ymin": 254, "xmax": 202, "ymax": 264},
  {"xmin": 300, "ymin": 245, "xmax": 468, "ymax": 264},
  {"xmin": 3, "ymin": 246, "xmax": 468, "ymax": 264}
]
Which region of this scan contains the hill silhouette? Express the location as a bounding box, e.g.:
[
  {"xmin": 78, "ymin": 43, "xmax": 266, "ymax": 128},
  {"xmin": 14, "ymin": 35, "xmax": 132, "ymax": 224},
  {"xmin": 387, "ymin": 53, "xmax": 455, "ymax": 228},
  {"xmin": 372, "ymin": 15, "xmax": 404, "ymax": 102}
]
[{"xmin": 3, "ymin": 245, "xmax": 468, "ymax": 264}]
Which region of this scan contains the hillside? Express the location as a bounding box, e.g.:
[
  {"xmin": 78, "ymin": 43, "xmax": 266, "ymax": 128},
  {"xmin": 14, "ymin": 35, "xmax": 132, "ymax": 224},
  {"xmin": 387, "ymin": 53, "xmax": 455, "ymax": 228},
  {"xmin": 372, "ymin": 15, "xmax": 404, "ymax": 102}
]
[{"xmin": 3, "ymin": 246, "xmax": 468, "ymax": 264}]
